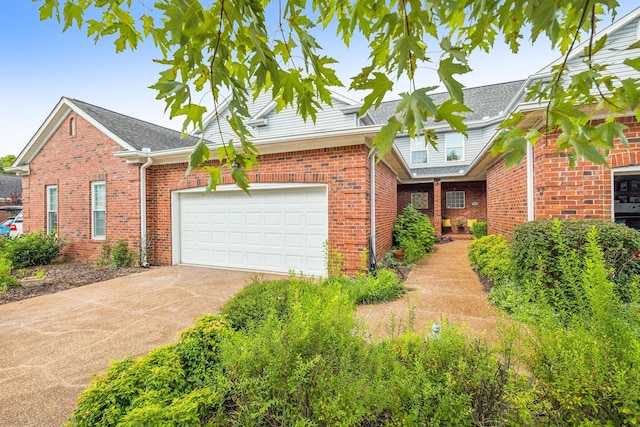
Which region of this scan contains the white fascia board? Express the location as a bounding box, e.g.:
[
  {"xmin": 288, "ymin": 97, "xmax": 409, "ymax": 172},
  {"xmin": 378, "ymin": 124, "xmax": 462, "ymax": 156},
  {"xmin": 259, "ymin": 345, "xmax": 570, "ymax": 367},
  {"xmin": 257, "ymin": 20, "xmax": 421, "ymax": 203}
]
[
  {"xmin": 198, "ymin": 95, "xmax": 232, "ymax": 134},
  {"xmin": 13, "ymin": 98, "xmax": 70, "ymax": 167},
  {"xmin": 115, "ymin": 125, "xmax": 383, "ymax": 162},
  {"xmin": 330, "ymin": 91, "xmax": 360, "ymax": 106},
  {"xmin": 248, "ymin": 100, "xmax": 277, "ymax": 122}
]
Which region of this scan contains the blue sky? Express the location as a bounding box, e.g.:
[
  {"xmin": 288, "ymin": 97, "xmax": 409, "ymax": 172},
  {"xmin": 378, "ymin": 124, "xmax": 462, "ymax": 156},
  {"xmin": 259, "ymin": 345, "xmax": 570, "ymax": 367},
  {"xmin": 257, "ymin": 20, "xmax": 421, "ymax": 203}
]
[{"xmin": 0, "ymin": 1, "xmax": 638, "ymax": 159}]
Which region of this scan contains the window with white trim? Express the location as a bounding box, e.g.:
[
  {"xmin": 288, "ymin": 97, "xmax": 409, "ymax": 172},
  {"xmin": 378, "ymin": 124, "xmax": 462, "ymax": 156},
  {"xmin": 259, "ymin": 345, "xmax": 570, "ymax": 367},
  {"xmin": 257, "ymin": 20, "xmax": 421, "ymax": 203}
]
[
  {"xmin": 445, "ymin": 133, "xmax": 464, "ymax": 161},
  {"xmin": 46, "ymin": 185, "xmax": 57, "ymax": 234},
  {"xmin": 92, "ymin": 181, "xmax": 106, "ymax": 239},
  {"xmin": 446, "ymin": 191, "xmax": 465, "ymax": 209},
  {"xmin": 410, "ymin": 135, "xmax": 428, "ymax": 164}
]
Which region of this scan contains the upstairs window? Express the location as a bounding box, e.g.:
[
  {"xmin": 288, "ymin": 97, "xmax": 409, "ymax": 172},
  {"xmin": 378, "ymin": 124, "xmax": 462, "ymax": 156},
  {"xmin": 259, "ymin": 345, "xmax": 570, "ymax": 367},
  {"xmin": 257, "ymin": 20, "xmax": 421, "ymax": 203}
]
[
  {"xmin": 445, "ymin": 133, "xmax": 464, "ymax": 161},
  {"xmin": 92, "ymin": 181, "xmax": 106, "ymax": 239},
  {"xmin": 46, "ymin": 185, "xmax": 57, "ymax": 234},
  {"xmin": 410, "ymin": 136, "xmax": 428, "ymax": 164}
]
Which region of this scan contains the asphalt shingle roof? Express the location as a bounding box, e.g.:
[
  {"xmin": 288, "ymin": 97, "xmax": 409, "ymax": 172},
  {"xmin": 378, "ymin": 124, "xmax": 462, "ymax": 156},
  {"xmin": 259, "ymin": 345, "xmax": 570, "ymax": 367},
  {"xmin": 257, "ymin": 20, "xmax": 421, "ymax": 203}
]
[
  {"xmin": 367, "ymin": 80, "xmax": 526, "ymax": 125},
  {"xmin": 69, "ymin": 99, "xmax": 201, "ymax": 152},
  {"xmin": 0, "ymin": 174, "xmax": 22, "ymax": 199}
]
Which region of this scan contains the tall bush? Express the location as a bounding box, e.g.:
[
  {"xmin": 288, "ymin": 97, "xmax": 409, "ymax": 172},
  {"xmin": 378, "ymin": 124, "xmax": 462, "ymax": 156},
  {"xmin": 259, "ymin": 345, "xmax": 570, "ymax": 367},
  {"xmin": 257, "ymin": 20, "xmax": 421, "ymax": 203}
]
[
  {"xmin": 1, "ymin": 231, "xmax": 66, "ymax": 268},
  {"xmin": 471, "ymin": 221, "xmax": 488, "ymax": 239},
  {"xmin": 523, "ymin": 228, "xmax": 640, "ymax": 424},
  {"xmin": 393, "ymin": 204, "xmax": 436, "ymax": 263},
  {"xmin": 510, "ymin": 219, "xmax": 640, "ymax": 302}
]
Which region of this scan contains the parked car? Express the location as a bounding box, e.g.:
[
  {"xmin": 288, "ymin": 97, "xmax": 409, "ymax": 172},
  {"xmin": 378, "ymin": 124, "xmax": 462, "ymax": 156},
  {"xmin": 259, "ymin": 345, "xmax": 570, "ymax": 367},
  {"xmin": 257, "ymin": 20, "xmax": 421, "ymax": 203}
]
[
  {"xmin": 0, "ymin": 216, "xmax": 15, "ymax": 236},
  {"xmin": 9, "ymin": 211, "xmax": 23, "ymax": 237}
]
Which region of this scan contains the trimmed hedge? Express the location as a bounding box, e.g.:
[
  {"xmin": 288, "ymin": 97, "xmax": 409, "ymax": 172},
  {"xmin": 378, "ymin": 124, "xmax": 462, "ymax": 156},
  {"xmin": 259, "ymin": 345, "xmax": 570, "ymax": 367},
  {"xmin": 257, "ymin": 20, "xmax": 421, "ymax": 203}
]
[
  {"xmin": 510, "ymin": 219, "xmax": 640, "ymax": 302},
  {"xmin": 467, "ymin": 234, "xmax": 510, "ymax": 286},
  {"xmin": 471, "ymin": 221, "xmax": 488, "ymax": 239}
]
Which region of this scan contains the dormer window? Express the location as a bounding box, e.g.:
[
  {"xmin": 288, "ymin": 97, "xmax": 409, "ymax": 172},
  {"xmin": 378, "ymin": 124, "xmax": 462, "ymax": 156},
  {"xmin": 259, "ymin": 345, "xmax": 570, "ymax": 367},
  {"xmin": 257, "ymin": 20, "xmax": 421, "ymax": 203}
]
[
  {"xmin": 410, "ymin": 135, "xmax": 428, "ymax": 164},
  {"xmin": 69, "ymin": 117, "xmax": 76, "ymax": 136},
  {"xmin": 445, "ymin": 133, "xmax": 464, "ymax": 162}
]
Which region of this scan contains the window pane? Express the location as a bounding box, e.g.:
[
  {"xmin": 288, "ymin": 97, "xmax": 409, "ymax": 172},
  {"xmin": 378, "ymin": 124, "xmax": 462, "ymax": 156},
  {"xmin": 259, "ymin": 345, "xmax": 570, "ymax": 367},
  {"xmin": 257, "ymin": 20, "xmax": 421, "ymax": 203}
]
[
  {"xmin": 93, "ymin": 183, "xmax": 105, "ymax": 210},
  {"xmin": 93, "ymin": 211, "xmax": 105, "ymax": 237},
  {"xmin": 48, "ymin": 212, "xmax": 57, "ymax": 232},
  {"xmin": 446, "ymin": 191, "xmax": 465, "ymax": 209},
  {"xmin": 411, "ymin": 150, "xmax": 428, "ymax": 164},
  {"xmin": 48, "ymin": 187, "xmax": 57, "ymax": 211},
  {"xmin": 445, "ymin": 134, "xmax": 464, "ymax": 162}
]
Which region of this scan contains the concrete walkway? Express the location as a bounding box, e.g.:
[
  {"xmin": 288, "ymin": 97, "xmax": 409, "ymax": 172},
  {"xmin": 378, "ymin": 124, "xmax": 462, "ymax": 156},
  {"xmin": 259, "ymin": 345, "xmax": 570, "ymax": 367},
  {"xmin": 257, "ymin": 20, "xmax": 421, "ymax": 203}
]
[
  {"xmin": 0, "ymin": 266, "xmax": 284, "ymax": 427},
  {"xmin": 359, "ymin": 239, "xmax": 502, "ymax": 341}
]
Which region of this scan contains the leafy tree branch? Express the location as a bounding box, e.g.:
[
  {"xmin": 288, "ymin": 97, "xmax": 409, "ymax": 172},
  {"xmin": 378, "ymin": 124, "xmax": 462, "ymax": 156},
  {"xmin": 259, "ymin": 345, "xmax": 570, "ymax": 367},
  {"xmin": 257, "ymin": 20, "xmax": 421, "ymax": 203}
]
[{"xmin": 37, "ymin": 0, "xmax": 640, "ymax": 186}]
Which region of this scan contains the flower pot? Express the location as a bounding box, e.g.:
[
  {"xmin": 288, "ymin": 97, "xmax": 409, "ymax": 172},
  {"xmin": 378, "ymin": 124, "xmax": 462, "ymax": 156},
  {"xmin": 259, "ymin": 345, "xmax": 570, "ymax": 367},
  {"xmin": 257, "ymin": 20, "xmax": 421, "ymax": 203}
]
[
  {"xmin": 21, "ymin": 276, "xmax": 47, "ymax": 288},
  {"xmin": 393, "ymin": 250, "xmax": 405, "ymax": 260}
]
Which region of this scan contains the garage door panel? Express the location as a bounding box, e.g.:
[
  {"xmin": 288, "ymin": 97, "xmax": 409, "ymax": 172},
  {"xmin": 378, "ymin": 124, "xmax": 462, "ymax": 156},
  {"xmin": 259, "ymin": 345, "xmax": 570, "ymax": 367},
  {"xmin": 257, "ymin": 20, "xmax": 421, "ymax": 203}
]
[{"xmin": 179, "ymin": 186, "xmax": 327, "ymax": 275}]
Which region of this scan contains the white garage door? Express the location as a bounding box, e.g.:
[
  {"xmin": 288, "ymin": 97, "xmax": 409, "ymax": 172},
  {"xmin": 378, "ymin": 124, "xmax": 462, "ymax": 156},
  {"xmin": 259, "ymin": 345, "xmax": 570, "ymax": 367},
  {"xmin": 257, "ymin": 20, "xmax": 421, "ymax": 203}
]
[{"xmin": 176, "ymin": 185, "xmax": 327, "ymax": 276}]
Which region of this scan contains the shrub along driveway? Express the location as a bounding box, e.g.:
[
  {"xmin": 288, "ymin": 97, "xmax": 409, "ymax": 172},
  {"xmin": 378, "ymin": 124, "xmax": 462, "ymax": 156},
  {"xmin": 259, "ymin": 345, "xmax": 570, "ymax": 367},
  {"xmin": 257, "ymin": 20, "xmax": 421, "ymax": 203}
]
[{"xmin": 0, "ymin": 266, "xmax": 284, "ymax": 427}]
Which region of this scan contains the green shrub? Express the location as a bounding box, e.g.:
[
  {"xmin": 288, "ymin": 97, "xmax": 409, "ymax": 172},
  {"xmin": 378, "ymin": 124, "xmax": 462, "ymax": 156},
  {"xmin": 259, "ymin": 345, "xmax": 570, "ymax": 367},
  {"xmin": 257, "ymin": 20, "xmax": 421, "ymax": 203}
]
[
  {"xmin": 1, "ymin": 231, "xmax": 66, "ymax": 269},
  {"xmin": 393, "ymin": 204, "xmax": 437, "ymax": 263},
  {"xmin": 67, "ymin": 315, "xmax": 233, "ymax": 426},
  {"xmin": 0, "ymin": 257, "xmax": 19, "ymax": 292},
  {"xmin": 471, "ymin": 221, "xmax": 488, "ymax": 238},
  {"xmin": 328, "ymin": 268, "xmax": 405, "ymax": 304},
  {"xmin": 221, "ymin": 277, "xmax": 319, "ymax": 331},
  {"xmin": 523, "ymin": 228, "xmax": 640, "ymax": 425},
  {"xmin": 467, "ymin": 234, "xmax": 511, "ymax": 286},
  {"xmin": 110, "ymin": 240, "xmax": 133, "ymax": 267},
  {"xmin": 511, "ymin": 219, "xmax": 640, "ymax": 302}
]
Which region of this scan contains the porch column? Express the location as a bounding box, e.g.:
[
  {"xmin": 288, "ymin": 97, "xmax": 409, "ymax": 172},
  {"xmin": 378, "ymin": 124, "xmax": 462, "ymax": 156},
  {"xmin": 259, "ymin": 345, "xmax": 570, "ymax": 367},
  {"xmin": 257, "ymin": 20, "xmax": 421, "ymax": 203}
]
[{"xmin": 433, "ymin": 179, "xmax": 443, "ymax": 235}]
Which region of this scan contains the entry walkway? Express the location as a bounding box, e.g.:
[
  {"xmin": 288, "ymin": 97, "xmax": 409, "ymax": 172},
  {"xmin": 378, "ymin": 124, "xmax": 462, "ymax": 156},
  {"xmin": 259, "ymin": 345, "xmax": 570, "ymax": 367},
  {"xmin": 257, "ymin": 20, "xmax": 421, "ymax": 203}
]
[{"xmin": 360, "ymin": 239, "xmax": 502, "ymax": 341}]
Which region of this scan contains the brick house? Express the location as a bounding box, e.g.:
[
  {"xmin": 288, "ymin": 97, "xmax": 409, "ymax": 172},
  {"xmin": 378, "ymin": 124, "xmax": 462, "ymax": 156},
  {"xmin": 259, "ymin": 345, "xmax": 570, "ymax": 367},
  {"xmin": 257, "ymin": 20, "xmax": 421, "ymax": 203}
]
[
  {"xmin": 10, "ymin": 7, "xmax": 640, "ymax": 275},
  {"xmin": 10, "ymin": 96, "xmax": 409, "ymax": 275}
]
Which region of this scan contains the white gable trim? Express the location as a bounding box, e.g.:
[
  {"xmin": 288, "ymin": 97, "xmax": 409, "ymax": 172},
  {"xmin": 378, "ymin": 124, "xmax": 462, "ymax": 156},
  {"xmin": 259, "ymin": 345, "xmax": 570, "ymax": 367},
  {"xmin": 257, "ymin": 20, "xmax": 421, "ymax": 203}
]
[
  {"xmin": 538, "ymin": 6, "xmax": 640, "ymax": 73},
  {"xmin": 65, "ymin": 99, "xmax": 137, "ymax": 152},
  {"xmin": 12, "ymin": 97, "xmax": 136, "ymax": 169}
]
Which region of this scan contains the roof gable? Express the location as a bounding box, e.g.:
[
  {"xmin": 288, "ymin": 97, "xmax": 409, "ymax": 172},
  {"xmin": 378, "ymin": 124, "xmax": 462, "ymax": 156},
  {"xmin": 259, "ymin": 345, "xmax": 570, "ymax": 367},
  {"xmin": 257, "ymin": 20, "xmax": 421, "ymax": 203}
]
[{"xmin": 12, "ymin": 98, "xmax": 200, "ymax": 170}]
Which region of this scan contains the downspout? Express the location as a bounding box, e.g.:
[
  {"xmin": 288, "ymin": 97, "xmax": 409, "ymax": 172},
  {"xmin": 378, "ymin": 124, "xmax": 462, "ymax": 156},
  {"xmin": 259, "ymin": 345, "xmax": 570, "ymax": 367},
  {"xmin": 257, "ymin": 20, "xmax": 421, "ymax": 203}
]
[
  {"xmin": 369, "ymin": 151, "xmax": 377, "ymax": 271},
  {"xmin": 140, "ymin": 148, "xmax": 153, "ymax": 267},
  {"xmin": 527, "ymin": 142, "xmax": 535, "ymax": 221}
]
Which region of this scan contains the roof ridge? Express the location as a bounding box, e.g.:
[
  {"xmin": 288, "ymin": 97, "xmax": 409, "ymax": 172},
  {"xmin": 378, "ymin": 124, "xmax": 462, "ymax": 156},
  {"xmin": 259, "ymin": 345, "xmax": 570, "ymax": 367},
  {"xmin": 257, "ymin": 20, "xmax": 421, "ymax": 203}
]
[{"xmin": 67, "ymin": 98, "xmax": 183, "ymax": 136}]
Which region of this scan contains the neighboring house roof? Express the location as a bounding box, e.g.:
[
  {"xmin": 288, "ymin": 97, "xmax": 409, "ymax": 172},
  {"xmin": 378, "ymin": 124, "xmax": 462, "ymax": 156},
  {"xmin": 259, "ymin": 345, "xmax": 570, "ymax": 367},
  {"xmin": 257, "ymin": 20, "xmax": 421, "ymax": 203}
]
[
  {"xmin": 0, "ymin": 174, "xmax": 21, "ymax": 199},
  {"xmin": 368, "ymin": 80, "xmax": 526, "ymax": 126},
  {"xmin": 67, "ymin": 99, "xmax": 201, "ymax": 151}
]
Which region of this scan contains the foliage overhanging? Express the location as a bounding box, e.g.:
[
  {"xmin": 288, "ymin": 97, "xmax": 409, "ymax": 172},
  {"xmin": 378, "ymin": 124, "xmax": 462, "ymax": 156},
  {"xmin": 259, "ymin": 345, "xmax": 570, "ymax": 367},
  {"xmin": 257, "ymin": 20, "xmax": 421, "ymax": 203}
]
[{"xmin": 37, "ymin": 0, "xmax": 640, "ymax": 189}]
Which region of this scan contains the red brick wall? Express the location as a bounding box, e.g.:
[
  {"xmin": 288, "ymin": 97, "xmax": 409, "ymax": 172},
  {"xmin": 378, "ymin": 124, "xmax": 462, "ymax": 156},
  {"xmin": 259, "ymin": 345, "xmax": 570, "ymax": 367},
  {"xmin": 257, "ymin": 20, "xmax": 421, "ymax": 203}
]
[
  {"xmin": 146, "ymin": 145, "xmax": 377, "ymax": 274},
  {"xmin": 486, "ymin": 116, "xmax": 640, "ymax": 235},
  {"xmin": 374, "ymin": 159, "xmax": 397, "ymax": 262},
  {"xmin": 22, "ymin": 112, "xmax": 141, "ymax": 261},
  {"xmin": 486, "ymin": 157, "xmax": 527, "ymax": 236}
]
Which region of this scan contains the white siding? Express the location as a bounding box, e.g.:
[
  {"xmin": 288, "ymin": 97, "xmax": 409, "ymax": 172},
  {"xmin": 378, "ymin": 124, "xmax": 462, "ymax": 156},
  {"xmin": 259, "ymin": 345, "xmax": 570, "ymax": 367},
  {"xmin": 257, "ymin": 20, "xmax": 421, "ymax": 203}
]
[
  {"xmin": 399, "ymin": 123, "xmax": 501, "ymax": 169},
  {"xmin": 201, "ymin": 92, "xmax": 357, "ymax": 145},
  {"xmin": 542, "ymin": 17, "xmax": 640, "ymax": 85}
]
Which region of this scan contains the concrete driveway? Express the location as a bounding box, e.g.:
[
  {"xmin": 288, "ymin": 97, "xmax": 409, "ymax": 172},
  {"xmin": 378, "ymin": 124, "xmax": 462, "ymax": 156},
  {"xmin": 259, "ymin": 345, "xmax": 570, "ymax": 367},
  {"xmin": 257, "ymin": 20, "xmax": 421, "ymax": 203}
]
[{"xmin": 0, "ymin": 265, "xmax": 284, "ymax": 426}]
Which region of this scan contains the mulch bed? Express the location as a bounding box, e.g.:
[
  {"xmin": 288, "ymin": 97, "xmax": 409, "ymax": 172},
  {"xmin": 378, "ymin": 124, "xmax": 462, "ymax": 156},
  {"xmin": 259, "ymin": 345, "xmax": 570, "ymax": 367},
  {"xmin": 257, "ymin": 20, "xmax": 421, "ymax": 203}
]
[{"xmin": 0, "ymin": 262, "xmax": 142, "ymax": 305}]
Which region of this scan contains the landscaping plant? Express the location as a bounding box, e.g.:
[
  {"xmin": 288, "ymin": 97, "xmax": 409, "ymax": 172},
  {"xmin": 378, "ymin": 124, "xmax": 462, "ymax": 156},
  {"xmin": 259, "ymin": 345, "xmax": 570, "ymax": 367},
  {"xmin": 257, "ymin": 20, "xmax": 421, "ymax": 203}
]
[
  {"xmin": 393, "ymin": 204, "xmax": 436, "ymax": 263},
  {"xmin": 1, "ymin": 231, "xmax": 66, "ymax": 269},
  {"xmin": 510, "ymin": 219, "xmax": 640, "ymax": 303},
  {"xmin": 0, "ymin": 257, "xmax": 19, "ymax": 293},
  {"xmin": 470, "ymin": 221, "xmax": 488, "ymax": 239}
]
